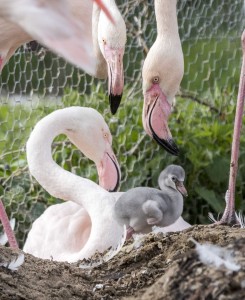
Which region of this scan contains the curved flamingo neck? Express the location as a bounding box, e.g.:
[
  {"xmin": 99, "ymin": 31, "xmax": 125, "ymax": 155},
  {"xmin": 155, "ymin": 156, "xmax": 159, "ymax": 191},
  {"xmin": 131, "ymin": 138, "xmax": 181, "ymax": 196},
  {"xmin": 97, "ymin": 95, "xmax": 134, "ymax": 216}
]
[
  {"xmin": 93, "ymin": 0, "xmax": 124, "ymax": 78},
  {"xmin": 92, "ymin": 3, "xmax": 107, "ymax": 78},
  {"xmin": 154, "ymin": 0, "xmax": 179, "ymax": 37},
  {"xmin": 26, "ymin": 109, "xmax": 103, "ymax": 207},
  {"xmin": 103, "ymin": 0, "xmax": 118, "ymax": 9}
]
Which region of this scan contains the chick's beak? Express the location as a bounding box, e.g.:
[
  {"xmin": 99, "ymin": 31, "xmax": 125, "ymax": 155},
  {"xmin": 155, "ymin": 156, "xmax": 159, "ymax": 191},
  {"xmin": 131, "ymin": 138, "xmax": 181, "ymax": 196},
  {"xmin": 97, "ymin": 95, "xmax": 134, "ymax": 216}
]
[{"xmin": 175, "ymin": 181, "xmax": 188, "ymax": 197}]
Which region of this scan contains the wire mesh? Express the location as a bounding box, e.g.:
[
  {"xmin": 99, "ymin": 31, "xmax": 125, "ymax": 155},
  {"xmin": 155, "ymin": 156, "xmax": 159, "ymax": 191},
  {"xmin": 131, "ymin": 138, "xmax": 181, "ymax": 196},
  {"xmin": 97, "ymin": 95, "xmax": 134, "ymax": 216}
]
[{"xmin": 0, "ymin": 0, "xmax": 245, "ymax": 247}]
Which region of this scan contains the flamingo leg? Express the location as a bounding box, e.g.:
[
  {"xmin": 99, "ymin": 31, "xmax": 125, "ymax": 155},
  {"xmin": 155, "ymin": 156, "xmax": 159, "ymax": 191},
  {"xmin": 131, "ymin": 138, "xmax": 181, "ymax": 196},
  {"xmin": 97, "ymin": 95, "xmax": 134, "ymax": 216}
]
[
  {"xmin": 126, "ymin": 226, "xmax": 135, "ymax": 240},
  {"xmin": 0, "ymin": 199, "xmax": 18, "ymax": 248},
  {"xmin": 219, "ymin": 30, "xmax": 245, "ymax": 225}
]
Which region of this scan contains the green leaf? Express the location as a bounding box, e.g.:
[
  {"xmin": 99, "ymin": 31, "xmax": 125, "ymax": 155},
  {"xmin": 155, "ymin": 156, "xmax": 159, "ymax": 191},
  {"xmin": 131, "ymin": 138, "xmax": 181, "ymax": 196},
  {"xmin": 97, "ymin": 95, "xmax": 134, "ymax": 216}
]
[
  {"xmin": 206, "ymin": 157, "xmax": 230, "ymax": 184},
  {"xmin": 195, "ymin": 186, "xmax": 224, "ymax": 212}
]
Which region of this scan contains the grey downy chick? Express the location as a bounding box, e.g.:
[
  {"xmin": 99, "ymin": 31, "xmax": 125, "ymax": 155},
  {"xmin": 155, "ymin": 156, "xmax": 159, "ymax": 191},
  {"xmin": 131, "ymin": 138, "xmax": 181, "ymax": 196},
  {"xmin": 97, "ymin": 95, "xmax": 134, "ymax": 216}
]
[{"xmin": 114, "ymin": 165, "xmax": 188, "ymax": 239}]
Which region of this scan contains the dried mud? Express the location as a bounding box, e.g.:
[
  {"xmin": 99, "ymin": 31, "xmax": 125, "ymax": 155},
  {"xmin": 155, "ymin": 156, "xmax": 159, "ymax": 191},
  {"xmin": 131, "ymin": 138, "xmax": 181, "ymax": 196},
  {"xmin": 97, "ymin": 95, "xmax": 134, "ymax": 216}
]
[{"xmin": 0, "ymin": 225, "xmax": 244, "ymax": 300}]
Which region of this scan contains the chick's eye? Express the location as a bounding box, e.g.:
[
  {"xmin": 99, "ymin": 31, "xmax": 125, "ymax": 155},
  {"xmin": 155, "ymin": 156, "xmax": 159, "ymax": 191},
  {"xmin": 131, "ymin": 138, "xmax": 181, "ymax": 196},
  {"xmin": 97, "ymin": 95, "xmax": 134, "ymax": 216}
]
[
  {"xmin": 172, "ymin": 176, "xmax": 177, "ymax": 182},
  {"xmin": 104, "ymin": 132, "xmax": 109, "ymax": 138},
  {"xmin": 152, "ymin": 76, "xmax": 159, "ymax": 84},
  {"xmin": 102, "ymin": 38, "xmax": 106, "ymax": 44}
]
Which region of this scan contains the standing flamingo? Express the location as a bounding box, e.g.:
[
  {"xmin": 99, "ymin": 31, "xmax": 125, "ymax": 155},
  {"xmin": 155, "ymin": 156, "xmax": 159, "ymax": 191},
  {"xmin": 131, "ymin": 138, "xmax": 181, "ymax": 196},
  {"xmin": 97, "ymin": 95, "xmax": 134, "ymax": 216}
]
[
  {"xmin": 70, "ymin": 0, "xmax": 126, "ymax": 114},
  {"xmin": 219, "ymin": 30, "xmax": 245, "ymax": 225},
  {"xmin": 23, "ymin": 107, "xmax": 125, "ymax": 262},
  {"xmin": 91, "ymin": 0, "xmax": 126, "ymax": 114},
  {"xmin": 142, "ymin": 0, "xmax": 184, "ymax": 155}
]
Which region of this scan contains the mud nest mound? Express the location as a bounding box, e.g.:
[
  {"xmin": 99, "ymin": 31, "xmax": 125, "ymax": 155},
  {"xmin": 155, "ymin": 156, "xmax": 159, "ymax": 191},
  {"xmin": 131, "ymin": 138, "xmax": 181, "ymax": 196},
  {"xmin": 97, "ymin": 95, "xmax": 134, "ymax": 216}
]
[{"xmin": 0, "ymin": 225, "xmax": 244, "ymax": 300}]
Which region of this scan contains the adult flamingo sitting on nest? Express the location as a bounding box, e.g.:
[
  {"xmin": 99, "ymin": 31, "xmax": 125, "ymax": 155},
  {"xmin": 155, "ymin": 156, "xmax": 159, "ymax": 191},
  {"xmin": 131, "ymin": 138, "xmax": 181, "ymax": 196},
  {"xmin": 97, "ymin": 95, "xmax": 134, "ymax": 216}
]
[{"xmin": 23, "ymin": 107, "xmax": 126, "ymax": 262}]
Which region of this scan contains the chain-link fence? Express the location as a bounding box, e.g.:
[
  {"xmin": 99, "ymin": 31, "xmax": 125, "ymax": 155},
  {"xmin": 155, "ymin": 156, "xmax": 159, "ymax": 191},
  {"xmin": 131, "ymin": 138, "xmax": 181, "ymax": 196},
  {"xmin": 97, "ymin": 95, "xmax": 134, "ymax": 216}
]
[{"xmin": 0, "ymin": 0, "xmax": 245, "ymax": 247}]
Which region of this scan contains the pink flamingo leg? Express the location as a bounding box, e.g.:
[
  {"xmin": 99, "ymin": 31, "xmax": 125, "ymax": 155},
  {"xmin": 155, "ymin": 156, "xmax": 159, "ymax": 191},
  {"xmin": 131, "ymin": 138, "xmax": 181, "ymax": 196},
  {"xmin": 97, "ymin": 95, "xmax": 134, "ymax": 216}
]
[
  {"xmin": 0, "ymin": 199, "xmax": 18, "ymax": 248},
  {"xmin": 220, "ymin": 30, "xmax": 245, "ymax": 224},
  {"xmin": 126, "ymin": 226, "xmax": 135, "ymax": 240}
]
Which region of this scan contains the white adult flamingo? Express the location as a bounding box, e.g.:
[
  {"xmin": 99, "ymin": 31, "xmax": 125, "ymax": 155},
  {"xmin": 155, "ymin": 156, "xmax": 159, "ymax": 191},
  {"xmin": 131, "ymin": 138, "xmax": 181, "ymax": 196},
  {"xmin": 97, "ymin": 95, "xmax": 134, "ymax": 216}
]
[
  {"xmin": 142, "ymin": 0, "xmax": 184, "ymax": 155},
  {"xmin": 157, "ymin": 216, "xmax": 190, "ymax": 233},
  {"xmin": 23, "ymin": 106, "xmax": 189, "ymax": 262},
  {"xmin": 23, "ymin": 107, "xmax": 125, "ymax": 262},
  {"xmin": 90, "ymin": 0, "xmax": 126, "ymax": 114},
  {"xmin": 0, "ymin": 0, "xmax": 111, "ymax": 75}
]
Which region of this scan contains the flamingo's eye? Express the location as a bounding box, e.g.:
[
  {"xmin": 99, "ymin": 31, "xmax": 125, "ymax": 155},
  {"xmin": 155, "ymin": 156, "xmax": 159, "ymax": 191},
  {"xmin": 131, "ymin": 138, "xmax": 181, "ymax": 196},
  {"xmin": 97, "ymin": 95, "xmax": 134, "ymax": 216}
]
[
  {"xmin": 152, "ymin": 76, "xmax": 159, "ymax": 84},
  {"xmin": 171, "ymin": 176, "xmax": 177, "ymax": 182}
]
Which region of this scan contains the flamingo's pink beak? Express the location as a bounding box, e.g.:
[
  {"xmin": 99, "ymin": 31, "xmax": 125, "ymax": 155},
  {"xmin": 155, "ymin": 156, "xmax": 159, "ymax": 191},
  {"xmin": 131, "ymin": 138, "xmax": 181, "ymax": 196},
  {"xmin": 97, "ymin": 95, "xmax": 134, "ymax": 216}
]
[
  {"xmin": 143, "ymin": 84, "xmax": 179, "ymax": 156},
  {"xmin": 104, "ymin": 46, "xmax": 124, "ymax": 114},
  {"xmin": 94, "ymin": 0, "xmax": 114, "ymax": 23},
  {"xmin": 97, "ymin": 144, "xmax": 121, "ymax": 192}
]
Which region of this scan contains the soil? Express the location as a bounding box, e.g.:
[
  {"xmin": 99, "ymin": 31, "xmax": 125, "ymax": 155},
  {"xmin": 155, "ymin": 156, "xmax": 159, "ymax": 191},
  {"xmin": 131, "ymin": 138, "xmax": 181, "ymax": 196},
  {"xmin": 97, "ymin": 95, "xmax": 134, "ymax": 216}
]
[{"xmin": 0, "ymin": 225, "xmax": 244, "ymax": 300}]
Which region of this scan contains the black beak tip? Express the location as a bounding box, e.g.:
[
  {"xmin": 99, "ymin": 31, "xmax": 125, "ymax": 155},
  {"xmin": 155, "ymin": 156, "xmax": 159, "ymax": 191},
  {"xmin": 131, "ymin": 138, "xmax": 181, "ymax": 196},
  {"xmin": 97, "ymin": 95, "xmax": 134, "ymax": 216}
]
[
  {"xmin": 167, "ymin": 139, "xmax": 180, "ymax": 156},
  {"xmin": 109, "ymin": 94, "xmax": 122, "ymax": 115},
  {"xmin": 152, "ymin": 132, "xmax": 180, "ymax": 156},
  {"xmin": 148, "ymin": 105, "xmax": 179, "ymax": 156}
]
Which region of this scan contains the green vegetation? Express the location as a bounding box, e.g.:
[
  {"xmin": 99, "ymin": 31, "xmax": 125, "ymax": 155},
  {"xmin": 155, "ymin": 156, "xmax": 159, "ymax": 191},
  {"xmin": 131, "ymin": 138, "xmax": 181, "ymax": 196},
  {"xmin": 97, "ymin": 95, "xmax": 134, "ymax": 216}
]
[
  {"xmin": 0, "ymin": 86, "xmax": 245, "ymax": 247},
  {"xmin": 181, "ymin": 37, "xmax": 242, "ymax": 93}
]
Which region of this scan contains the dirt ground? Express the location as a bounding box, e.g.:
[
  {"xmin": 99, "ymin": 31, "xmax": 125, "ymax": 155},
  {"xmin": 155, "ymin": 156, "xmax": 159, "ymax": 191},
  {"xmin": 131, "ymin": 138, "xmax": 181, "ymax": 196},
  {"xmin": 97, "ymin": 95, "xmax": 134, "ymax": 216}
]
[{"xmin": 0, "ymin": 225, "xmax": 244, "ymax": 300}]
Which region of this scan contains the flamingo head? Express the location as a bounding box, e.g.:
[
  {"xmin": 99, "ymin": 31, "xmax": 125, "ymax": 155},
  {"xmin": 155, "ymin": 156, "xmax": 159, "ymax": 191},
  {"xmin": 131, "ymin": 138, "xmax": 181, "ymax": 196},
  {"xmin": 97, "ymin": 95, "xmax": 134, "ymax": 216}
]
[
  {"xmin": 158, "ymin": 165, "xmax": 188, "ymax": 197},
  {"xmin": 142, "ymin": 39, "xmax": 184, "ymax": 156},
  {"xmin": 66, "ymin": 108, "xmax": 121, "ymax": 192},
  {"xmin": 98, "ymin": 7, "xmax": 126, "ymax": 114}
]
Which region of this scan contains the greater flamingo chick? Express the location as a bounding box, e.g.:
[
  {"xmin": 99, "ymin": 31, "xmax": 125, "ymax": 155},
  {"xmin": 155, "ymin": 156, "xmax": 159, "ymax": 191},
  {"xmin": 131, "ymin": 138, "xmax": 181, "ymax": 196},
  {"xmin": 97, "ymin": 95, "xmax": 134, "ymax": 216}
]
[
  {"xmin": 142, "ymin": 0, "xmax": 184, "ymax": 155},
  {"xmin": 114, "ymin": 165, "xmax": 188, "ymax": 238}
]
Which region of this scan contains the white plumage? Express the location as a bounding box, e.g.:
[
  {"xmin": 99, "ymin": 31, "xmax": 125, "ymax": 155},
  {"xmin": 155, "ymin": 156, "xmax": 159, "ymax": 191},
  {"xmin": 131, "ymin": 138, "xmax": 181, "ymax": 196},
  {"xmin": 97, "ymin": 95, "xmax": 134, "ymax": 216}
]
[
  {"xmin": 23, "ymin": 107, "xmax": 125, "ymax": 262},
  {"xmin": 0, "ymin": 253, "xmax": 25, "ymax": 271},
  {"xmin": 190, "ymin": 238, "xmax": 240, "ymax": 272},
  {"xmin": 142, "ymin": 0, "xmax": 184, "ymax": 155}
]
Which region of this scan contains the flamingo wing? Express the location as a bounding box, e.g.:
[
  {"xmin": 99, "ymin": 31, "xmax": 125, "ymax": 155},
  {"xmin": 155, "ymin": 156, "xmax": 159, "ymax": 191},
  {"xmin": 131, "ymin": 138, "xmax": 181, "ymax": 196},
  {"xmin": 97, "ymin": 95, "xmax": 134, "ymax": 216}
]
[{"xmin": 4, "ymin": 0, "xmax": 112, "ymax": 75}]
